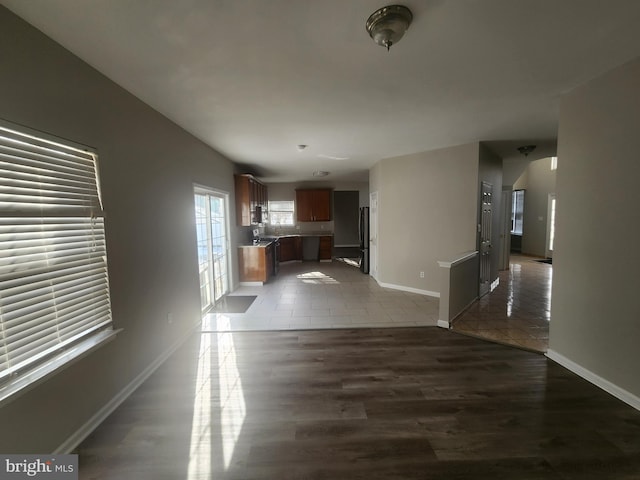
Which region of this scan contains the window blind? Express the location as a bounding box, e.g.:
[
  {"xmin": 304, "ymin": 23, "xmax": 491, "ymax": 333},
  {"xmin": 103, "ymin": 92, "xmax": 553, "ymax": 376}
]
[{"xmin": 0, "ymin": 125, "xmax": 113, "ymax": 386}]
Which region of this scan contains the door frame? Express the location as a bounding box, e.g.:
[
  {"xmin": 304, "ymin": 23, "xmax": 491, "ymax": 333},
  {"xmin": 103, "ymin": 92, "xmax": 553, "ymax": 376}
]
[
  {"xmin": 194, "ymin": 184, "xmax": 232, "ymax": 311},
  {"xmin": 369, "ymin": 191, "xmax": 379, "ymax": 279},
  {"xmin": 499, "ymin": 187, "xmax": 512, "ymax": 270},
  {"xmin": 545, "ymin": 193, "xmax": 556, "ymax": 259}
]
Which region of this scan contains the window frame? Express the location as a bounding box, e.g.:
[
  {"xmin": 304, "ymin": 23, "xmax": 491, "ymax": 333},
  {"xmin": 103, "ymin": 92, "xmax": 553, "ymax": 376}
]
[
  {"xmin": 0, "ymin": 121, "xmax": 118, "ymax": 405},
  {"xmin": 268, "ymin": 200, "xmax": 295, "ymax": 227}
]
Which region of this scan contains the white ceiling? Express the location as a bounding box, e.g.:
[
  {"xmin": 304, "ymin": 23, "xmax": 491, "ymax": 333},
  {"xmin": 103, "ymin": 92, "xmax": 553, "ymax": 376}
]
[{"xmin": 3, "ymin": 0, "xmax": 640, "ymax": 182}]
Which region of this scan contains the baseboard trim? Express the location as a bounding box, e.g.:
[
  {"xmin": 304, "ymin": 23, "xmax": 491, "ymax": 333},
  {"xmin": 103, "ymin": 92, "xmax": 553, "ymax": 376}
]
[
  {"xmin": 376, "ymin": 280, "xmax": 440, "ymax": 298},
  {"xmin": 437, "ymin": 319, "xmax": 450, "ymax": 329},
  {"xmin": 54, "ymin": 320, "xmax": 201, "ymax": 454},
  {"xmin": 546, "ymin": 349, "xmax": 640, "ymax": 411}
]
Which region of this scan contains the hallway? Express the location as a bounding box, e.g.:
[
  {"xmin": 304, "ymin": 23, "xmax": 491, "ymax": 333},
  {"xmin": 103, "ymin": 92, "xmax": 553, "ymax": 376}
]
[{"xmin": 451, "ymin": 255, "xmax": 552, "ymax": 353}]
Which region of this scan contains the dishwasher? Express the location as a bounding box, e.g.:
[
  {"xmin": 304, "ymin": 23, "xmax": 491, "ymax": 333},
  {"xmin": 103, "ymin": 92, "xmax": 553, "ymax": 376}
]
[{"xmin": 302, "ymin": 236, "xmax": 320, "ymax": 261}]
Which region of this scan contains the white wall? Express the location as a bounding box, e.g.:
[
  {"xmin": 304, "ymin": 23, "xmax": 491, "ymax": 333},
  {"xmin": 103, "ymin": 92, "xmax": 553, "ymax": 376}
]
[
  {"xmin": 0, "ymin": 7, "xmax": 238, "ymax": 452},
  {"xmin": 371, "ymin": 143, "xmax": 479, "ymax": 294},
  {"xmin": 550, "ymin": 56, "xmax": 640, "ymax": 401}
]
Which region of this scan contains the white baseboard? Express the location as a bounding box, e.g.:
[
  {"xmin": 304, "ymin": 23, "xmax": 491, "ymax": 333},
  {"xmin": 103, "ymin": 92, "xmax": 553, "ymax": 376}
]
[
  {"xmin": 55, "ymin": 320, "xmax": 201, "ymax": 454},
  {"xmin": 546, "ymin": 349, "xmax": 640, "ymax": 411},
  {"xmin": 376, "ymin": 280, "xmax": 440, "ymax": 298},
  {"xmin": 238, "ymin": 281, "xmax": 264, "ymax": 287},
  {"xmin": 437, "ymin": 319, "xmax": 450, "ymax": 329}
]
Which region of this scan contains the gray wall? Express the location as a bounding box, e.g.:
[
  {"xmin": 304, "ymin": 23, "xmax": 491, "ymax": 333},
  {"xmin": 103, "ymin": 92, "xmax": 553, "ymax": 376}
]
[
  {"xmin": 0, "ymin": 7, "xmax": 238, "ymax": 452},
  {"xmin": 550, "ymin": 56, "xmax": 640, "ymax": 399},
  {"xmin": 371, "ymin": 143, "xmax": 480, "ymax": 294},
  {"xmin": 513, "ymin": 157, "xmax": 557, "ymax": 257},
  {"xmin": 333, "ymin": 191, "xmax": 360, "ymax": 247}
]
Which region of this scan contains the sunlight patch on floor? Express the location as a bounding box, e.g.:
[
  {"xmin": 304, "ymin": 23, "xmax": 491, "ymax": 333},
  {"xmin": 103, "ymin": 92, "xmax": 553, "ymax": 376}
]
[
  {"xmin": 217, "ymin": 327, "xmax": 246, "ymax": 469},
  {"xmin": 297, "ymin": 271, "xmax": 340, "ymax": 284},
  {"xmin": 188, "ymin": 315, "xmax": 246, "ymax": 477}
]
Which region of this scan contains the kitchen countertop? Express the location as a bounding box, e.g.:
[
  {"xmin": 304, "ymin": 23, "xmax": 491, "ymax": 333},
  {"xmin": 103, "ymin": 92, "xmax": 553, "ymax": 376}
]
[
  {"xmin": 239, "ymin": 233, "xmax": 333, "ymax": 248},
  {"xmin": 268, "ymin": 233, "xmax": 334, "ymax": 237},
  {"xmin": 238, "ymin": 241, "xmax": 274, "ymax": 248}
]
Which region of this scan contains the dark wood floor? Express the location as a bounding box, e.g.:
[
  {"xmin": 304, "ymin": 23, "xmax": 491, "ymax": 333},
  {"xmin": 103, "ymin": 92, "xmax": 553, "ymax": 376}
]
[{"xmin": 76, "ymin": 327, "xmax": 640, "ymax": 479}]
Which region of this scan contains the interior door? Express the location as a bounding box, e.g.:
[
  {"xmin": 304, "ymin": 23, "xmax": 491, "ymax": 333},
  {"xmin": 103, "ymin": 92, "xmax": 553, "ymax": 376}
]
[
  {"xmin": 479, "ymin": 182, "xmax": 493, "ymax": 297},
  {"xmin": 195, "ymin": 188, "xmax": 230, "ymax": 312}
]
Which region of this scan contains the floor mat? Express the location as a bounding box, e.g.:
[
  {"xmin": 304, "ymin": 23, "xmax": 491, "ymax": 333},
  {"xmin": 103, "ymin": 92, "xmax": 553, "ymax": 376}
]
[{"xmin": 211, "ymin": 295, "xmax": 257, "ymax": 313}]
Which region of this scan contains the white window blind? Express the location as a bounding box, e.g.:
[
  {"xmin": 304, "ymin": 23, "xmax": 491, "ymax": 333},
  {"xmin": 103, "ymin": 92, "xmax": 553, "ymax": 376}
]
[{"xmin": 0, "ymin": 124, "xmax": 113, "ymax": 392}]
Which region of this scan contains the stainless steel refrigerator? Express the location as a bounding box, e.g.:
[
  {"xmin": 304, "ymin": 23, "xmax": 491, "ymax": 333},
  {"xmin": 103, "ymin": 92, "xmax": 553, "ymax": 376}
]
[{"xmin": 359, "ymin": 207, "xmax": 369, "ymax": 274}]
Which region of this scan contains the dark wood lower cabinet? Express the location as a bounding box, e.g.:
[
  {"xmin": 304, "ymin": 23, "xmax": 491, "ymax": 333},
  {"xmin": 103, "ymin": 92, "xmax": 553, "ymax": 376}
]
[
  {"xmin": 239, "ymin": 237, "xmax": 331, "ymax": 280},
  {"xmin": 238, "ymin": 244, "xmax": 273, "ymax": 282},
  {"xmin": 319, "ymin": 235, "xmax": 332, "ymax": 261},
  {"xmin": 279, "ymin": 236, "xmax": 302, "ymax": 262},
  {"xmin": 279, "ymin": 235, "xmax": 331, "ymax": 262}
]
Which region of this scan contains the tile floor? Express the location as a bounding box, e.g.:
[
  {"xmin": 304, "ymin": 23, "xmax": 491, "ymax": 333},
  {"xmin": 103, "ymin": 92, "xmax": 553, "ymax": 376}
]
[
  {"xmin": 205, "ymin": 254, "xmax": 551, "ymax": 353},
  {"xmin": 452, "ymin": 255, "xmax": 552, "ymax": 352},
  {"xmin": 203, "ymin": 260, "xmax": 439, "ymax": 331}
]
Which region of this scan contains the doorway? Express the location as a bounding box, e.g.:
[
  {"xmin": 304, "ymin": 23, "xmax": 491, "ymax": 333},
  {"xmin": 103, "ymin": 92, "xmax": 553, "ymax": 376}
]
[
  {"xmin": 545, "ymin": 194, "xmax": 556, "ymax": 259},
  {"xmin": 194, "ymin": 187, "xmax": 230, "ymax": 312},
  {"xmin": 499, "ymin": 188, "xmax": 512, "ymax": 270},
  {"xmin": 369, "ymin": 191, "xmax": 379, "ymax": 279}
]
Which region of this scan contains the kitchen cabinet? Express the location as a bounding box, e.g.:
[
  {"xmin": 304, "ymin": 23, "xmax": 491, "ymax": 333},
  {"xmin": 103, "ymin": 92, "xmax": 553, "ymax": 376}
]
[
  {"xmin": 295, "ymin": 189, "xmax": 332, "ymax": 222},
  {"xmin": 235, "ymin": 174, "xmax": 268, "ymax": 226},
  {"xmin": 279, "ymin": 236, "xmax": 303, "ymax": 262},
  {"xmin": 319, "ymin": 235, "xmax": 333, "ymax": 261},
  {"xmin": 238, "ymin": 243, "xmax": 274, "ymax": 283}
]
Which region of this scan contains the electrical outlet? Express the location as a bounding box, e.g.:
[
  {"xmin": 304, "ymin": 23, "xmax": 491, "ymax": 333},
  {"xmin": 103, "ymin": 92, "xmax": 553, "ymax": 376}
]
[{"xmin": 419, "ymin": 271, "xmax": 425, "ymax": 278}]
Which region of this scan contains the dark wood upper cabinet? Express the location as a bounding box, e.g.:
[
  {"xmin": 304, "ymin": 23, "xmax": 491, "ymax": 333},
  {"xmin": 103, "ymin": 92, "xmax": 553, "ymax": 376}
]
[
  {"xmin": 295, "ymin": 189, "xmax": 332, "ymax": 222},
  {"xmin": 235, "ymin": 174, "xmax": 268, "ymax": 226}
]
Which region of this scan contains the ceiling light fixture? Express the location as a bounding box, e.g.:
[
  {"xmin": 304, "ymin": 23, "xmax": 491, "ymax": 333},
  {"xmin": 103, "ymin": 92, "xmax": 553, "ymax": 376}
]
[
  {"xmin": 366, "ymin": 5, "xmax": 413, "ymax": 51},
  {"xmin": 517, "ymin": 145, "xmax": 537, "ymax": 156},
  {"xmin": 317, "ymin": 154, "xmax": 350, "ymax": 161},
  {"xmin": 312, "ymin": 170, "xmax": 329, "ymax": 177},
  {"xmin": 297, "ymin": 144, "xmax": 308, "ymax": 151}
]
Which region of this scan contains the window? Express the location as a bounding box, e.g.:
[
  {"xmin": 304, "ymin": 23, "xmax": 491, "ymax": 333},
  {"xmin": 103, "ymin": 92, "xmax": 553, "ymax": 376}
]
[
  {"xmin": 0, "ymin": 123, "xmax": 114, "ymax": 402},
  {"xmin": 268, "ymin": 200, "xmax": 295, "ymax": 226},
  {"xmin": 551, "ymin": 156, "xmax": 558, "ymax": 170},
  {"xmin": 194, "ymin": 188, "xmax": 230, "ymax": 310},
  {"xmin": 511, "ymin": 189, "xmax": 525, "ymax": 235}
]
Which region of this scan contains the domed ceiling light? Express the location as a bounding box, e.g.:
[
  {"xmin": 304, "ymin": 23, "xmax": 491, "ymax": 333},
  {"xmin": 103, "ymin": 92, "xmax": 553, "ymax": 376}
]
[
  {"xmin": 366, "ymin": 5, "xmax": 413, "ymax": 51},
  {"xmin": 517, "ymin": 145, "xmax": 537, "ymax": 157}
]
